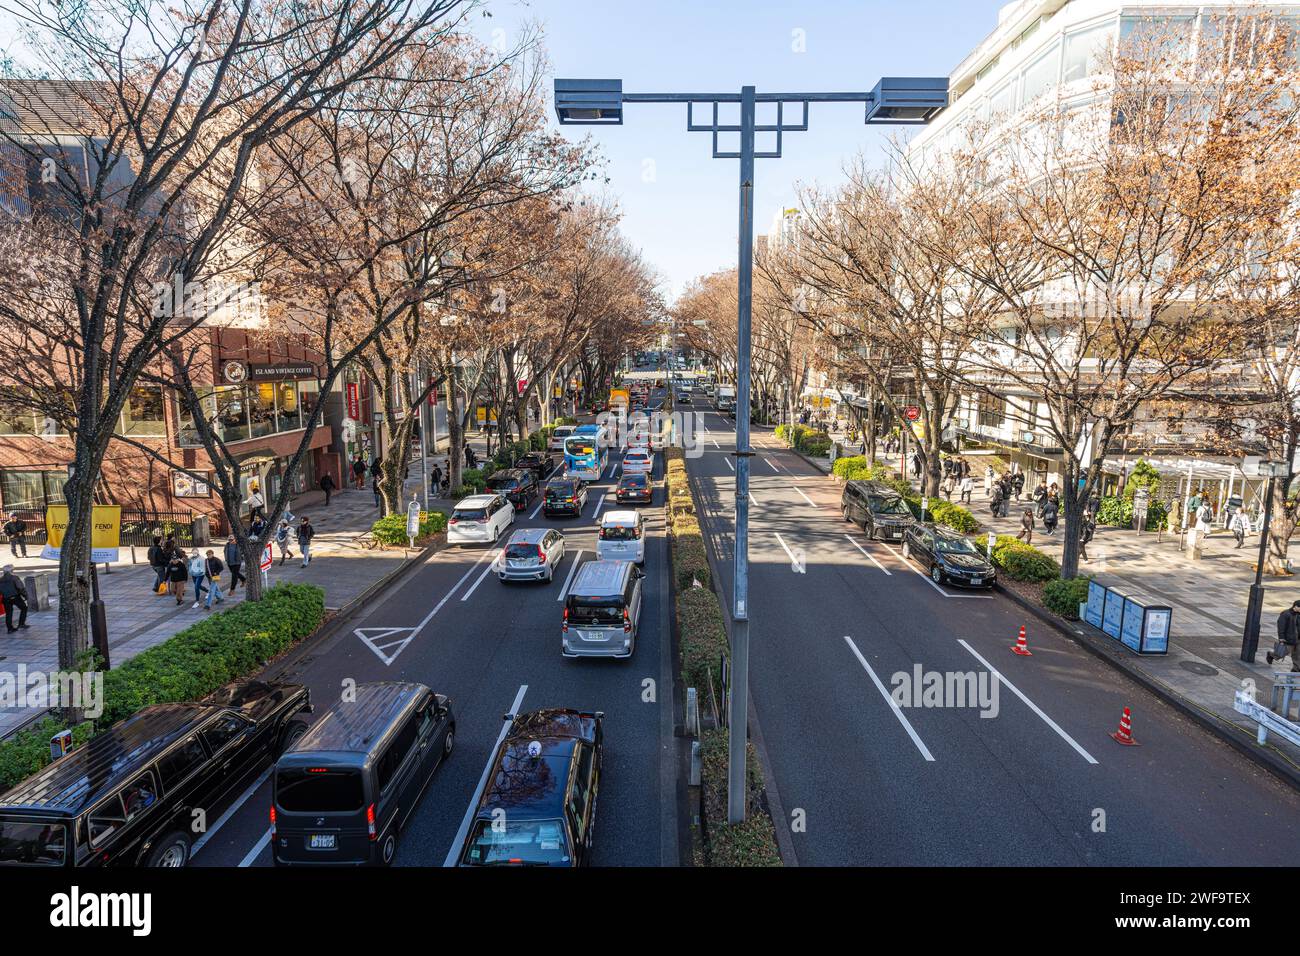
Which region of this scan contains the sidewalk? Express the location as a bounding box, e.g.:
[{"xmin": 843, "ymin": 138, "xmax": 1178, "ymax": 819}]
[
  {"xmin": 0, "ymin": 459, "xmax": 442, "ymax": 740},
  {"xmin": 794, "ymin": 437, "xmax": 1300, "ymax": 777}
]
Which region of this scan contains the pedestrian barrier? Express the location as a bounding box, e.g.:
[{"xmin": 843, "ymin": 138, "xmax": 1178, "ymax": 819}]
[
  {"xmin": 1234, "ymin": 689, "xmax": 1300, "ymax": 748},
  {"xmin": 1011, "ymin": 624, "xmax": 1032, "ymax": 656},
  {"xmin": 1271, "ymin": 673, "xmax": 1300, "ymax": 721},
  {"xmin": 1111, "ymin": 706, "xmax": 1139, "ymax": 746}
]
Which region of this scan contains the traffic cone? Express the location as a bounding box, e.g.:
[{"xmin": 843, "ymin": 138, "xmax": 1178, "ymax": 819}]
[
  {"xmin": 1011, "ymin": 624, "xmax": 1032, "ymax": 656},
  {"xmin": 1111, "ymin": 706, "xmax": 1139, "ymax": 746}
]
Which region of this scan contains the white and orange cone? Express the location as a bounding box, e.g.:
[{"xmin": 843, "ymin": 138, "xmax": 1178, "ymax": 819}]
[
  {"xmin": 1111, "ymin": 706, "xmax": 1138, "ymax": 746},
  {"xmin": 1011, "ymin": 625, "xmax": 1032, "ymax": 656}
]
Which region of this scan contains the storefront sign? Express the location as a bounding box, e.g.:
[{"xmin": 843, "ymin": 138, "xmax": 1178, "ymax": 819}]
[
  {"xmin": 42, "ymin": 504, "xmax": 122, "ymax": 563},
  {"xmin": 249, "ymin": 362, "xmax": 316, "ymax": 381},
  {"xmin": 428, "ymin": 380, "xmax": 438, "ymax": 407},
  {"xmin": 171, "ymin": 470, "xmax": 211, "ymax": 499},
  {"xmin": 904, "ymin": 406, "xmax": 920, "ymax": 421},
  {"xmin": 346, "ymin": 382, "xmax": 360, "ymax": 419},
  {"xmin": 222, "ymin": 359, "xmax": 248, "ymax": 384}
]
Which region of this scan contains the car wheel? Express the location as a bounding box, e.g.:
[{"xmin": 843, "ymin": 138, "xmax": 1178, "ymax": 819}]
[
  {"xmin": 278, "ymin": 719, "xmax": 309, "ymax": 757},
  {"xmin": 930, "ymin": 563, "xmax": 943, "ymax": 584},
  {"xmin": 379, "ymin": 832, "xmax": 397, "ymax": 866},
  {"xmin": 443, "ymin": 725, "xmax": 455, "ymax": 758},
  {"xmin": 902, "ymin": 541, "xmax": 910, "ymax": 559},
  {"xmin": 145, "ymin": 831, "xmax": 190, "ymax": 868},
  {"xmin": 842, "ymin": 505, "xmax": 851, "ymax": 523}
]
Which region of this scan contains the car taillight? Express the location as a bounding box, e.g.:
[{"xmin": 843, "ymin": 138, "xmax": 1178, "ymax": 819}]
[
  {"xmin": 624, "ymin": 608, "xmax": 632, "ymax": 633},
  {"xmin": 366, "ymin": 803, "xmax": 377, "ymax": 841},
  {"xmin": 537, "ymin": 546, "xmax": 547, "ymax": 563},
  {"xmin": 562, "ymin": 607, "xmax": 569, "ymax": 632},
  {"xmin": 449, "ymin": 518, "xmax": 458, "ymax": 525},
  {"xmin": 269, "ymin": 804, "xmax": 276, "ymax": 840},
  {"xmin": 599, "ymin": 528, "xmax": 608, "ymax": 539}
]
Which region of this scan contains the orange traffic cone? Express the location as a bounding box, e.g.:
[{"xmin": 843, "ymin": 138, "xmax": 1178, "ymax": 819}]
[
  {"xmin": 1111, "ymin": 706, "xmax": 1138, "ymax": 746},
  {"xmin": 1011, "ymin": 625, "xmax": 1032, "ymax": 656}
]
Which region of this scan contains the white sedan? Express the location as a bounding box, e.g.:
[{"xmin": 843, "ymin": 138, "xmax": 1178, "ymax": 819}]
[{"xmin": 621, "ymin": 448, "xmax": 654, "ymax": 475}]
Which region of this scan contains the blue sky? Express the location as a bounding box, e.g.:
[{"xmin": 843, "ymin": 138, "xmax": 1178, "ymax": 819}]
[{"xmin": 471, "ymin": 0, "xmax": 996, "ymax": 300}]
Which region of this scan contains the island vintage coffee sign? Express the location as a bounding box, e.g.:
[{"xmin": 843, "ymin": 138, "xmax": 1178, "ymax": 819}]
[{"xmin": 248, "ymin": 361, "xmax": 316, "ymax": 381}]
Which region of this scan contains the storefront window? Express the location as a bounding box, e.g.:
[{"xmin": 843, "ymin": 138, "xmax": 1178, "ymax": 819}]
[
  {"xmin": 120, "ymin": 385, "xmax": 166, "ymax": 436},
  {"xmin": 0, "ymin": 400, "xmax": 37, "ymax": 435},
  {"xmin": 1019, "ymin": 45, "xmax": 1060, "ymax": 109},
  {"xmin": 247, "ymin": 382, "xmax": 276, "ymax": 439},
  {"xmin": 0, "ymin": 470, "xmax": 65, "ymax": 511},
  {"xmin": 215, "ymin": 385, "xmax": 250, "ymax": 443},
  {"xmin": 177, "ymin": 389, "xmax": 217, "ymax": 447},
  {"xmin": 177, "ymin": 379, "xmax": 318, "ymax": 447},
  {"xmin": 276, "ymin": 382, "xmax": 301, "ymax": 431}
]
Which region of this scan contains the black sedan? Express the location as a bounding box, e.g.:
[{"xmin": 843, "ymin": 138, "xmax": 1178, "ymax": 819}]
[
  {"xmin": 485, "ymin": 469, "xmax": 538, "ymax": 511},
  {"xmin": 615, "ymin": 472, "xmax": 653, "ymax": 506},
  {"xmin": 456, "ymin": 709, "xmax": 603, "ymax": 867},
  {"xmin": 901, "ymin": 524, "xmax": 996, "ymax": 589},
  {"xmin": 515, "ymin": 451, "xmax": 557, "ymax": 481}
]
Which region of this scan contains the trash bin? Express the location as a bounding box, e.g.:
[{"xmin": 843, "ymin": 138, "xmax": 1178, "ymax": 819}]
[
  {"xmin": 23, "ymin": 572, "xmax": 51, "ymax": 611},
  {"xmin": 192, "ymin": 514, "xmax": 210, "ymax": 548}
]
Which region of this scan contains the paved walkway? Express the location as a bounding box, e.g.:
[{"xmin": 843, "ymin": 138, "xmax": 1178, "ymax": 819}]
[
  {"xmin": 800, "ymin": 438, "xmax": 1300, "ymax": 773},
  {"xmin": 0, "ymin": 459, "xmax": 443, "ymax": 740}
]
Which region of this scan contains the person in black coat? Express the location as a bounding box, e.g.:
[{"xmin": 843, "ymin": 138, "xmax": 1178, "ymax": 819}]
[
  {"xmin": 319, "ymin": 472, "xmax": 336, "ymax": 506},
  {"xmin": 1269, "ymin": 601, "xmax": 1300, "ymax": 668},
  {"xmin": 147, "ymin": 535, "xmax": 168, "ymax": 592},
  {"xmin": 3, "ymin": 513, "xmax": 27, "ymax": 558},
  {"xmin": 0, "ymin": 565, "xmax": 29, "ymax": 632}
]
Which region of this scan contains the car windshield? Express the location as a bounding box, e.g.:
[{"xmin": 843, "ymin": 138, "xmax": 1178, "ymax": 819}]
[
  {"xmin": 462, "ymin": 818, "xmax": 570, "ymax": 866},
  {"xmin": 275, "ymin": 767, "xmax": 364, "ymax": 812},
  {"xmin": 546, "ymin": 483, "xmax": 576, "ymax": 498},
  {"xmin": 0, "ymin": 819, "xmax": 67, "ymax": 865},
  {"xmin": 568, "ymin": 598, "xmax": 624, "ymax": 626},
  {"xmin": 935, "ymin": 536, "xmax": 979, "ymax": 555},
  {"xmin": 868, "ymin": 495, "xmax": 911, "ymax": 516},
  {"xmin": 505, "ymin": 542, "xmax": 540, "ymax": 560},
  {"xmin": 486, "ymin": 479, "xmax": 517, "ymax": 491},
  {"xmin": 453, "ymin": 507, "xmax": 487, "ymax": 521}
]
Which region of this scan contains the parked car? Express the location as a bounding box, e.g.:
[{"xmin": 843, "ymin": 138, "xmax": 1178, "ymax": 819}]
[
  {"xmin": 597, "ymin": 510, "xmax": 646, "ymax": 566},
  {"xmin": 548, "ymin": 425, "xmax": 576, "ymax": 453},
  {"xmin": 515, "ymin": 451, "xmax": 557, "ymax": 481},
  {"xmin": 0, "ymin": 680, "xmax": 312, "ymax": 868},
  {"xmin": 456, "ymin": 709, "xmax": 603, "ymax": 867},
  {"xmin": 495, "ymin": 528, "xmax": 567, "ymax": 583},
  {"xmin": 485, "ymin": 469, "xmax": 539, "ymax": 511},
  {"xmin": 901, "ymin": 524, "xmax": 996, "ymax": 588},
  {"xmin": 615, "ymin": 473, "xmax": 653, "ymax": 506},
  {"xmin": 448, "ymin": 494, "xmax": 515, "ymax": 544},
  {"xmin": 273, "ymin": 682, "xmax": 454, "ymax": 866},
  {"xmin": 562, "ymin": 559, "xmax": 644, "ymax": 659},
  {"xmin": 542, "ymin": 477, "xmax": 588, "ymax": 518},
  {"xmin": 841, "ymin": 480, "xmax": 915, "ymax": 542}
]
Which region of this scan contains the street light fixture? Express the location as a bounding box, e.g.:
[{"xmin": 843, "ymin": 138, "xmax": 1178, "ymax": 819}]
[{"xmin": 555, "ymin": 75, "xmax": 948, "ymax": 824}]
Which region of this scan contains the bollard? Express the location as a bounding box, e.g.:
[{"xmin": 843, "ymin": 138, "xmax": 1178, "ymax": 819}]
[{"xmin": 685, "ymin": 687, "xmax": 699, "ymax": 738}]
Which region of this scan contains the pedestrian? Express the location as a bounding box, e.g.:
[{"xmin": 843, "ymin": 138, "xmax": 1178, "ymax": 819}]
[
  {"xmin": 431, "ymin": 463, "xmax": 444, "ymax": 498},
  {"xmin": 274, "ymin": 519, "xmax": 294, "ymax": 565},
  {"xmin": 2, "ymin": 512, "xmax": 27, "ymax": 558},
  {"xmin": 297, "ymin": 516, "xmax": 315, "ymax": 567},
  {"xmin": 0, "ymin": 565, "xmax": 29, "ymax": 632},
  {"xmin": 351, "ymin": 455, "xmax": 367, "ymax": 490},
  {"xmin": 369, "ymin": 456, "xmax": 383, "ymax": 483},
  {"xmin": 1078, "ymin": 509, "xmax": 1096, "ymax": 562},
  {"xmin": 147, "ymin": 534, "xmax": 168, "ymax": 593},
  {"xmin": 203, "ymin": 549, "xmax": 225, "ymax": 610},
  {"xmin": 1230, "ymin": 509, "xmax": 1251, "ymax": 549},
  {"xmin": 960, "ymin": 458, "xmax": 971, "ymax": 479},
  {"xmin": 244, "ymin": 482, "xmax": 265, "ymax": 521},
  {"xmin": 910, "ymin": 451, "xmax": 922, "ymax": 479},
  {"xmin": 984, "ymin": 464, "xmax": 994, "ymax": 498},
  {"xmin": 1011, "ymin": 470, "xmax": 1025, "ymax": 502},
  {"xmin": 940, "ymin": 473, "xmax": 955, "ymax": 501},
  {"xmin": 1042, "ymin": 496, "xmax": 1059, "ymax": 535},
  {"xmin": 224, "ymin": 534, "xmax": 246, "ymax": 591},
  {"xmin": 319, "ymin": 472, "xmax": 335, "ymax": 506},
  {"xmin": 959, "ymin": 474, "xmax": 973, "ymax": 505},
  {"xmin": 187, "ymin": 549, "xmax": 209, "ymax": 609},
  {"xmin": 1033, "ymin": 480, "xmax": 1048, "ymax": 518},
  {"xmin": 989, "ymin": 482, "xmax": 1003, "ymax": 517},
  {"xmin": 249, "ymin": 513, "xmax": 267, "ymax": 541},
  {"xmin": 167, "ymin": 552, "xmax": 188, "ymax": 604},
  {"xmin": 1268, "ymin": 600, "xmax": 1300, "ymax": 669},
  {"xmin": 1017, "ymin": 508, "xmax": 1035, "ymax": 544}
]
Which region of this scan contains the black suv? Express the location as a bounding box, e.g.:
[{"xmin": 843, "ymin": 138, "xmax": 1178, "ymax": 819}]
[
  {"xmin": 616, "ymin": 472, "xmax": 653, "ymax": 505},
  {"xmin": 841, "ymin": 480, "xmax": 916, "ymax": 542},
  {"xmin": 515, "ymin": 451, "xmax": 556, "ymax": 482},
  {"xmin": 902, "ymin": 524, "xmax": 996, "ymax": 588},
  {"xmin": 543, "ymin": 477, "xmax": 587, "ymax": 517},
  {"xmin": 456, "ymin": 709, "xmax": 603, "ymax": 867},
  {"xmin": 486, "ymin": 469, "xmax": 538, "ymax": 511},
  {"xmin": 0, "ymin": 680, "xmax": 311, "ymax": 868}
]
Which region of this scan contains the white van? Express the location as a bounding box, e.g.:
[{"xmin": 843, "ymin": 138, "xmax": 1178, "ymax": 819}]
[
  {"xmin": 596, "ymin": 510, "xmax": 645, "ymax": 565},
  {"xmin": 549, "ymin": 424, "xmax": 576, "ymax": 452},
  {"xmin": 562, "ymin": 559, "xmax": 644, "ymax": 659}
]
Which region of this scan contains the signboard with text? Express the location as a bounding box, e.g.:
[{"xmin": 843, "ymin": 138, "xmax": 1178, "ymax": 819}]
[{"xmin": 346, "ymin": 382, "xmax": 360, "ymax": 419}]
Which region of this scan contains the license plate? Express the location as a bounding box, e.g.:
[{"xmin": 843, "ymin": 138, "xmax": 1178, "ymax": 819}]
[
  {"xmin": 309, "ymin": 834, "xmax": 336, "ymax": 849},
  {"xmin": 970, "ymin": 577, "xmax": 982, "ymax": 586}
]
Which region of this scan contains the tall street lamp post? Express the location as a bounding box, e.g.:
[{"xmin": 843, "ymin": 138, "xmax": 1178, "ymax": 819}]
[
  {"xmin": 555, "ymin": 76, "xmax": 949, "ymax": 823},
  {"xmin": 1241, "ymin": 458, "xmax": 1291, "ymax": 662}
]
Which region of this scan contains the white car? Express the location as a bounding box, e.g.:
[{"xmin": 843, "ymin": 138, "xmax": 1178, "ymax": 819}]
[
  {"xmin": 447, "ymin": 494, "xmax": 515, "ymax": 545},
  {"xmin": 494, "ymin": 527, "xmax": 566, "ymax": 582},
  {"xmin": 548, "ymin": 424, "xmax": 576, "ymax": 452},
  {"xmin": 621, "ymin": 448, "xmax": 654, "ymax": 475},
  {"xmin": 597, "ymin": 510, "xmax": 645, "ymax": 565}
]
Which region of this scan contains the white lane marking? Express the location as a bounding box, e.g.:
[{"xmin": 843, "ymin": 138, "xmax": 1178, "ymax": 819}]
[
  {"xmin": 843, "ymin": 636, "xmax": 935, "ymax": 762},
  {"xmin": 529, "ymin": 498, "xmax": 544, "ymax": 519},
  {"xmin": 239, "ymin": 828, "xmax": 272, "ymax": 867},
  {"xmin": 957, "ymin": 639, "xmax": 1099, "ymax": 765},
  {"xmin": 878, "ymin": 542, "xmax": 994, "ymax": 599},
  {"xmin": 444, "ymin": 684, "xmax": 528, "ymax": 867},
  {"xmin": 723, "ymin": 456, "xmax": 734, "ymax": 472},
  {"xmin": 557, "ymin": 549, "xmax": 584, "ymax": 601},
  {"xmin": 192, "ymin": 767, "xmax": 272, "ymax": 855},
  {"xmin": 748, "ymin": 490, "xmax": 760, "ymax": 506},
  {"xmin": 844, "ymin": 534, "xmax": 892, "ymax": 575},
  {"xmin": 763, "ymin": 456, "xmax": 778, "ymax": 473},
  {"xmin": 594, "ymin": 492, "xmax": 607, "ymax": 517},
  {"xmin": 795, "ymin": 487, "xmax": 819, "ymax": 509},
  {"xmin": 461, "ymin": 554, "xmax": 499, "ymax": 601},
  {"xmin": 711, "ymin": 437, "xmax": 720, "ymax": 449},
  {"xmin": 773, "ymin": 532, "xmax": 801, "ymax": 566}
]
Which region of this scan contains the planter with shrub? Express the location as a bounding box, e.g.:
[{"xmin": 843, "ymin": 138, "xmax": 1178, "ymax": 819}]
[
  {"xmin": 1043, "ymin": 576, "xmax": 1092, "ymax": 619},
  {"xmin": 370, "ymin": 510, "xmax": 449, "ymax": 546}
]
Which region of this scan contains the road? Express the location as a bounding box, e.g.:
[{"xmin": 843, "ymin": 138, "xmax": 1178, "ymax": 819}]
[
  {"xmin": 190, "ymin": 383, "xmax": 681, "ymax": 867},
  {"xmin": 682, "ymin": 397, "xmax": 1300, "ymax": 866}
]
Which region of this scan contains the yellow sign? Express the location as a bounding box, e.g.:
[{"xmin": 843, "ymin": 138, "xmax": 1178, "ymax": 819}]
[
  {"xmin": 43, "ymin": 504, "xmax": 122, "ymax": 563},
  {"xmin": 475, "ymin": 407, "xmax": 497, "ymax": 424}
]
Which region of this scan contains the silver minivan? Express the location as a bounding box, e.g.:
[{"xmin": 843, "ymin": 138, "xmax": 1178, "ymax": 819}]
[{"xmin": 562, "ymin": 560, "xmax": 644, "ymax": 659}]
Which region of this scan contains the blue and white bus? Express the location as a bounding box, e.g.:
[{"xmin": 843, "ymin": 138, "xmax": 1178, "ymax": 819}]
[{"xmin": 564, "ymin": 424, "xmax": 609, "ymax": 483}]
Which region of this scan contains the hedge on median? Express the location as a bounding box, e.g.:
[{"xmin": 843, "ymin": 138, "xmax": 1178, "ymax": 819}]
[
  {"xmin": 0, "ymin": 583, "xmax": 326, "ymax": 791},
  {"xmin": 370, "ymin": 510, "xmax": 449, "ymax": 546},
  {"xmin": 695, "ymin": 727, "xmax": 782, "ymax": 867},
  {"xmin": 973, "ymin": 534, "xmax": 1062, "ymax": 583},
  {"xmin": 677, "ymin": 587, "xmax": 729, "ymax": 695}
]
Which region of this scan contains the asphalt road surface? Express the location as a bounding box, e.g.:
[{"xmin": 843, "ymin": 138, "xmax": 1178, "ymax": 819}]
[
  {"xmin": 190, "ymin": 386, "xmax": 681, "ymax": 867},
  {"xmin": 683, "ymin": 400, "xmax": 1300, "ymax": 866}
]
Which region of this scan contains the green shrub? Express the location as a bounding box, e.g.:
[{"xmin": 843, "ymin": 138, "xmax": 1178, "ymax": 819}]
[
  {"xmin": 696, "ymin": 728, "xmax": 782, "ymax": 867},
  {"xmin": 460, "ymin": 469, "xmax": 487, "ymax": 493},
  {"xmin": 370, "ymin": 510, "xmax": 449, "ymax": 545},
  {"xmin": 671, "ymin": 523, "xmax": 712, "ymax": 592},
  {"xmin": 0, "ymin": 716, "xmax": 96, "ymax": 792},
  {"xmin": 1097, "ymin": 495, "xmax": 1168, "ymax": 532},
  {"xmin": 1044, "ymin": 576, "xmax": 1092, "ymax": 619},
  {"xmin": 677, "ymin": 587, "xmax": 729, "ymax": 694},
  {"xmin": 973, "ymin": 534, "xmax": 1062, "ymax": 583},
  {"xmin": 927, "ymin": 499, "xmax": 980, "ymax": 534},
  {"xmin": 832, "ymin": 455, "xmax": 867, "ymax": 478}
]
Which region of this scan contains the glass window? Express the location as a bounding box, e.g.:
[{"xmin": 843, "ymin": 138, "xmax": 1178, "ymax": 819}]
[
  {"xmin": 275, "ymin": 767, "xmax": 364, "ymax": 812},
  {"xmin": 377, "ymin": 716, "xmax": 420, "ymax": 792},
  {"xmin": 157, "ymin": 735, "xmax": 208, "ymax": 789},
  {"xmin": 0, "ymin": 819, "xmax": 66, "ymax": 865},
  {"xmin": 298, "ymin": 380, "xmax": 321, "ymax": 430},
  {"xmin": 214, "ymin": 386, "xmax": 249, "ymax": 443},
  {"xmin": 0, "ymin": 400, "xmax": 36, "ymax": 435},
  {"xmin": 1, "ymin": 470, "xmax": 52, "ymax": 511},
  {"xmin": 247, "ymin": 382, "xmax": 276, "ymax": 439},
  {"xmin": 275, "ymin": 382, "xmax": 301, "ymax": 431},
  {"xmin": 1020, "ymin": 45, "xmax": 1060, "ymax": 108},
  {"xmin": 1062, "ymin": 24, "xmax": 1112, "ymax": 83},
  {"xmin": 201, "ymin": 713, "xmax": 250, "ymax": 753},
  {"xmin": 1119, "ymin": 15, "xmax": 1195, "ymax": 61},
  {"xmin": 177, "ymin": 388, "xmax": 216, "ymax": 447},
  {"xmin": 119, "ymin": 386, "xmax": 165, "ymax": 436},
  {"xmin": 989, "ymin": 80, "xmax": 1016, "ymax": 119}
]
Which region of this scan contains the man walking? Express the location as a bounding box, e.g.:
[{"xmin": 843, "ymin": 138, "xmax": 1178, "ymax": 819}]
[
  {"xmin": 0, "ymin": 565, "xmax": 29, "ymax": 632},
  {"xmin": 297, "ymin": 516, "xmax": 316, "ymax": 567},
  {"xmin": 352, "ymin": 455, "xmax": 367, "ymax": 490},
  {"xmin": 3, "ymin": 513, "xmax": 27, "ymax": 558},
  {"xmin": 244, "ymin": 482, "xmax": 266, "ymax": 521},
  {"xmin": 275, "ymin": 519, "xmax": 294, "ymax": 565},
  {"xmin": 224, "ymin": 534, "xmax": 246, "ymax": 591},
  {"xmin": 148, "ymin": 534, "xmax": 168, "ymax": 593},
  {"xmin": 319, "ymin": 472, "xmax": 336, "ymax": 506},
  {"xmin": 1230, "ymin": 509, "xmax": 1251, "ymax": 549},
  {"xmin": 1078, "ymin": 509, "xmax": 1097, "ymax": 562},
  {"xmin": 1269, "ymin": 600, "xmax": 1300, "ymax": 668},
  {"xmin": 187, "ymin": 549, "xmax": 209, "ymax": 609},
  {"xmin": 203, "ymin": 549, "xmax": 225, "ymax": 610}
]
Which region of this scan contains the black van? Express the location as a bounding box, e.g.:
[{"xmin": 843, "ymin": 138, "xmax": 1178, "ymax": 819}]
[
  {"xmin": 841, "ymin": 479, "xmax": 917, "ymax": 541},
  {"xmin": 0, "ymin": 680, "xmax": 312, "ymax": 868},
  {"xmin": 272, "ymin": 681, "xmax": 454, "ymax": 866}
]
